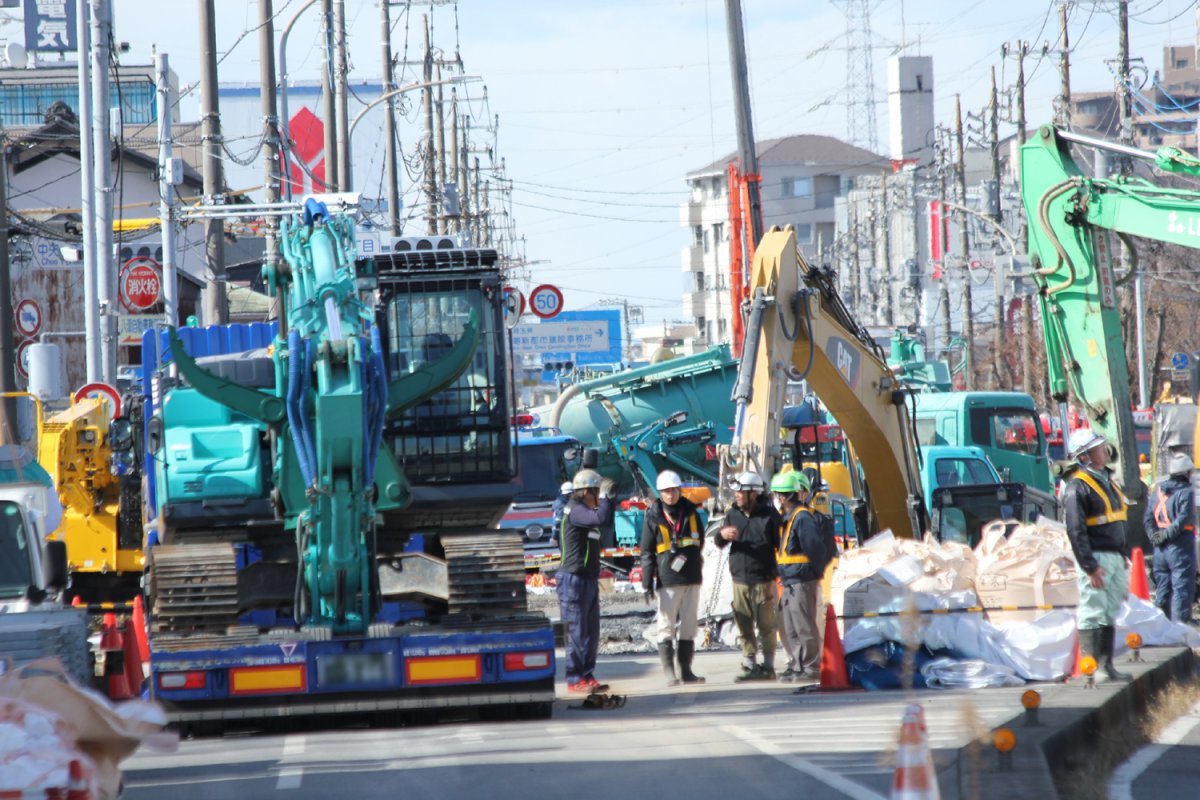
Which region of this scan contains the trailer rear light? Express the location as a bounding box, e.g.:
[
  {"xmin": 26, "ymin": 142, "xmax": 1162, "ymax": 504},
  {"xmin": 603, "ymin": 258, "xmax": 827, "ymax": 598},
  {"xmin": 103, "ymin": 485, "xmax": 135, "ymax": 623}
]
[
  {"xmin": 504, "ymin": 651, "xmax": 551, "ymax": 671},
  {"xmin": 158, "ymin": 671, "xmax": 206, "ymax": 690},
  {"xmin": 511, "ymin": 414, "xmax": 536, "ymax": 427},
  {"xmin": 229, "ymin": 664, "xmax": 307, "ymax": 696}
]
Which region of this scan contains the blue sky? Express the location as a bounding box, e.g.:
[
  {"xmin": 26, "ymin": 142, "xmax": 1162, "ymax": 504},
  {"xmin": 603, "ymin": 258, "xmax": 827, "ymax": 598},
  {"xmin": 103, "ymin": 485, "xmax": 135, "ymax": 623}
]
[{"xmin": 104, "ymin": 1, "xmax": 1200, "ymax": 324}]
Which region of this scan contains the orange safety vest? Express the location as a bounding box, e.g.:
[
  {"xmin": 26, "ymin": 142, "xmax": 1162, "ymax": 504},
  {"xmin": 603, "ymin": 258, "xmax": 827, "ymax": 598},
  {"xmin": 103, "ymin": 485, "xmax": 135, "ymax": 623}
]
[
  {"xmin": 655, "ymin": 512, "xmax": 702, "ymax": 554},
  {"xmin": 777, "ymin": 505, "xmax": 813, "ymax": 565},
  {"xmin": 1074, "ymin": 470, "xmax": 1128, "ymax": 527},
  {"xmin": 1152, "ymin": 484, "xmax": 1196, "ymax": 534}
]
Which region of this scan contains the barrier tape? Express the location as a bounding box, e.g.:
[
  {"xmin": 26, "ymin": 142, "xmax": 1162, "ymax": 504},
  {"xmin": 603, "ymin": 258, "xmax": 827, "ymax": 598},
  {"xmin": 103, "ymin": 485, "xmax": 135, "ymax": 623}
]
[{"xmin": 841, "ymin": 603, "xmax": 1078, "ymax": 620}]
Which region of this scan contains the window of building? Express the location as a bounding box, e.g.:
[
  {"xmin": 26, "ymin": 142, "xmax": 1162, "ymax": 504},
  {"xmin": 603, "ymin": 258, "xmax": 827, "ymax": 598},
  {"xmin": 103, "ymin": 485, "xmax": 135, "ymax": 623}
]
[
  {"xmin": 713, "ymin": 222, "xmax": 725, "ymax": 243},
  {"xmin": 1176, "ymin": 59, "xmax": 1189, "ymax": 69},
  {"xmin": 697, "ymin": 316, "xmax": 706, "ymax": 337},
  {"xmin": 795, "ymin": 223, "xmax": 813, "ymax": 244},
  {"xmin": 702, "ymin": 228, "xmax": 711, "ymax": 254},
  {"xmin": 783, "ymin": 177, "xmax": 813, "ymax": 198},
  {"xmin": 712, "ymin": 177, "xmax": 724, "ymax": 198},
  {"xmin": 694, "ymin": 271, "xmax": 705, "ymax": 292},
  {"xmin": 692, "ymin": 225, "xmax": 703, "ymax": 249},
  {"xmin": 718, "ymin": 318, "xmax": 727, "ymax": 339}
]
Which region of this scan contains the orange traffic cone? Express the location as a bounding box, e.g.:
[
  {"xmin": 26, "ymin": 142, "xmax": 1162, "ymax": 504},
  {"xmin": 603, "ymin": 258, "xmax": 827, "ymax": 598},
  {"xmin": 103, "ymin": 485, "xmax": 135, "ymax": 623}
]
[
  {"xmin": 100, "ymin": 613, "xmax": 132, "ymax": 700},
  {"xmin": 1129, "ymin": 547, "xmax": 1150, "ymax": 601},
  {"xmin": 131, "ymin": 594, "xmax": 150, "ymax": 664},
  {"xmin": 818, "ymin": 604, "xmax": 854, "ymax": 690},
  {"xmin": 121, "ymin": 618, "xmax": 145, "ymax": 697},
  {"xmin": 1069, "ymin": 632, "xmax": 1082, "ymax": 679},
  {"xmin": 891, "ymin": 703, "xmax": 940, "ymax": 800}
]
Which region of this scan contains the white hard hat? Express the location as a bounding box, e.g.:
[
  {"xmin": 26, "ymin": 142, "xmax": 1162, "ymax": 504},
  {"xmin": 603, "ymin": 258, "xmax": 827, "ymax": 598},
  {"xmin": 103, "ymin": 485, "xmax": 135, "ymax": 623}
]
[
  {"xmin": 572, "ymin": 469, "xmax": 603, "ymax": 490},
  {"xmin": 731, "ymin": 471, "xmax": 766, "ymax": 491},
  {"xmin": 1168, "ymin": 452, "xmax": 1195, "ymax": 475},
  {"xmin": 656, "ymin": 470, "xmax": 683, "ymax": 491},
  {"xmin": 560, "ymin": 481, "xmax": 575, "ymax": 494},
  {"xmin": 1068, "ymin": 428, "xmax": 1106, "ymax": 460}
]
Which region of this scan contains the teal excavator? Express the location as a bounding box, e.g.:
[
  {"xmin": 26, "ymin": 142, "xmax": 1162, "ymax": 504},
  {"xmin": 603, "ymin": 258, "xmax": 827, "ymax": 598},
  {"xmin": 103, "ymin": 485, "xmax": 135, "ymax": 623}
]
[
  {"xmin": 135, "ymin": 198, "xmax": 554, "ymax": 725},
  {"xmin": 1020, "ymin": 124, "xmax": 1200, "ymax": 543}
]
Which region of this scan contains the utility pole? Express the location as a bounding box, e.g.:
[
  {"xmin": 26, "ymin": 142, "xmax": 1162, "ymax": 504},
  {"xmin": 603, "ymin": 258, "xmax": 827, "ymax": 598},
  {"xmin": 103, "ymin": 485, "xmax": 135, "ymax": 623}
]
[
  {"xmin": 0, "ymin": 145, "xmax": 15, "ymax": 443},
  {"xmin": 380, "ymin": 0, "xmax": 400, "ymax": 235},
  {"xmin": 332, "ymin": 0, "xmax": 350, "ymax": 190},
  {"xmin": 422, "ymin": 16, "xmax": 437, "ymax": 234},
  {"xmin": 199, "ymin": 0, "xmax": 228, "ymax": 325},
  {"xmin": 1058, "ymin": 2, "xmax": 1071, "ymax": 127},
  {"xmin": 1007, "ymin": 40, "xmax": 1035, "ymax": 398},
  {"xmin": 723, "ymin": 0, "xmax": 763, "ymax": 244},
  {"xmin": 155, "ymin": 53, "xmax": 179, "ymax": 329},
  {"xmin": 1115, "ymin": 0, "xmax": 1147, "ymax": 407},
  {"xmin": 449, "ymin": 89, "xmax": 460, "ymax": 235},
  {"xmin": 937, "ymin": 147, "xmax": 952, "ymax": 362},
  {"xmin": 258, "ymin": 0, "xmax": 283, "ymax": 331},
  {"xmin": 955, "ymin": 95, "xmax": 974, "ymax": 390},
  {"xmin": 76, "ymin": 0, "xmax": 99, "ymax": 383},
  {"xmin": 990, "ymin": 67, "xmax": 1005, "ymax": 390},
  {"xmin": 880, "ymin": 184, "xmax": 894, "ymax": 324},
  {"xmin": 435, "ymin": 61, "xmax": 447, "ymax": 234},
  {"xmin": 472, "ymin": 155, "xmax": 481, "ymax": 246},
  {"xmin": 92, "ymin": 0, "xmax": 115, "ymax": 384},
  {"xmin": 460, "ymin": 113, "xmax": 471, "ymax": 240},
  {"xmin": 320, "ymin": 0, "xmax": 338, "ymax": 190}
]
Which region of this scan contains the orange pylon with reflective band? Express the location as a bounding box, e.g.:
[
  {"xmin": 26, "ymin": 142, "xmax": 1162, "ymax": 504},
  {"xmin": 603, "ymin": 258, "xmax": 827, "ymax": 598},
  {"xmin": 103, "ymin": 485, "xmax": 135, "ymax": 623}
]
[{"xmin": 891, "ymin": 703, "xmax": 940, "ymax": 800}]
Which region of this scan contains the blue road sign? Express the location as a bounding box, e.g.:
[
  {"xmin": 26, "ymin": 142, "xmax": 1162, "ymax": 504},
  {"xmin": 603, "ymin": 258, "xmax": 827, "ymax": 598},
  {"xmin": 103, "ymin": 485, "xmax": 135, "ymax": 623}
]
[{"xmin": 1171, "ymin": 352, "xmax": 1190, "ymax": 371}]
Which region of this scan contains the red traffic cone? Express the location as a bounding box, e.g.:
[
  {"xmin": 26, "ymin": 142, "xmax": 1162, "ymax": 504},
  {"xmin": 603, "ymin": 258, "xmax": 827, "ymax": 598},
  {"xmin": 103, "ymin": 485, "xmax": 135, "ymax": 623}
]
[
  {"xmin": 1069, "ymin": 632, "xmax": 1082, "ymax": 679},
  {"xmin": 100, "ymin": 613, "xmax": 132, "ymax": 701},
  {"xmin": 891, "ymin": 703, "xmax": 940, "ymax": 799},
  {"xmin": 818, "ymin": 604, "xmax": 853, "ymax": 690},
  {"xmin": 131, "ymin": 594, "xmax": 150, "ymax": 664},
  {"xmin": 121, "ymin": 618, "xmax": 145, "ymax": 696},
  {"xmin": 1129, "ymin": 547, "xmax": 1150, "ymax": 601}
]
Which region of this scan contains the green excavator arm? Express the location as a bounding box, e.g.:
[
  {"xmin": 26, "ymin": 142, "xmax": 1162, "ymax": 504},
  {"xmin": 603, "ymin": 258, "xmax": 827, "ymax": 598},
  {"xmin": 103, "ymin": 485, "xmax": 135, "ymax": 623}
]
[
  {"xmin": 1019, "ymin": 125, "xmax": 1200, "ymax": 520},
  {"xmin": 167, "ymin": 328, "xmax": 287, "ymax": 425}
]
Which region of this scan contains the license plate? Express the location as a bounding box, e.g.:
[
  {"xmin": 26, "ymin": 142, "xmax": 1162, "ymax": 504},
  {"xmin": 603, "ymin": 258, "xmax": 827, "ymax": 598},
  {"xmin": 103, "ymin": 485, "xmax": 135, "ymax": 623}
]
[{"xmin": 315, "ymin": 651, "xmax": 394, "ymax": 688}]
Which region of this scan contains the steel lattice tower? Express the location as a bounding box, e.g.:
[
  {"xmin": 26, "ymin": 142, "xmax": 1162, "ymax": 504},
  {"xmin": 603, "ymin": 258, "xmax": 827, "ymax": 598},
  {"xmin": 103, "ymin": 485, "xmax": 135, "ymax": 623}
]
[{"xmin": 841, "ymin": 0, "xmax": 878, "ymax": 153}]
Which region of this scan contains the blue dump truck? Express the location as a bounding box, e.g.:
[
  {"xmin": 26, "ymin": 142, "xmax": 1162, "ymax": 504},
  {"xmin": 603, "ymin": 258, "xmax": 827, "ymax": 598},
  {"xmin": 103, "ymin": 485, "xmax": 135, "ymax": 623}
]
[{"xmin": 119, "ymin": 210, "xmax": 554, "ymax": 729}]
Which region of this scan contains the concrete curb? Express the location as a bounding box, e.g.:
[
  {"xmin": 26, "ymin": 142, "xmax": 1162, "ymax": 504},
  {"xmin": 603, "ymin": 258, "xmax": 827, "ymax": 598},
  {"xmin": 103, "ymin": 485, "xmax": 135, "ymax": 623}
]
[{"xmin": 941, "ymin": 646, "xmax": 1197, "ymax": 800}]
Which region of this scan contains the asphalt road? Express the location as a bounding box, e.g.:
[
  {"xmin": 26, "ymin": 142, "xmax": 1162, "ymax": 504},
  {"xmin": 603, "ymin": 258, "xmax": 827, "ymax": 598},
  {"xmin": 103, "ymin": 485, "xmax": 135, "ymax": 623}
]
[
  {"xmin": 123, "ymin": 650, "xmax": 1043, "ymax": 800},
  {"xmin": 1109, "ymin": 699, "xmax": 1200, "ymax": 800}
]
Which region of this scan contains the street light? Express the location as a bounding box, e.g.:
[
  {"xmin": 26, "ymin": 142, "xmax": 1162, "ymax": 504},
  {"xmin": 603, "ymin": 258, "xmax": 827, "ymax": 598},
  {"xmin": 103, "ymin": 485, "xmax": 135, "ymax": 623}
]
[{"xmin": 347, "ymin": 76, "xmax": 478, "ymax": 141}]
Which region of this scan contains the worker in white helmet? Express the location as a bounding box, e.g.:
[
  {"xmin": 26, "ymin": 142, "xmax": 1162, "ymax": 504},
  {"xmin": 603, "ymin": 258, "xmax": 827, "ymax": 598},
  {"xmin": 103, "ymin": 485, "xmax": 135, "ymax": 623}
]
[
  {"xmin": 1062, "ymin": 427, "xmax": 1131, "ymax": 682},
  {"xmin": 557, "ymin": 468, "xmax": 617, "ymax": 693},
  {"xmin": 639, "ymin": 470, "xmax": 707, "ymax": 686},
  {"xmin": 1144, "ymin": 452, "xmax": 1196, "ymax": 623},
  {"xmin": 714, "ymin": 471, "xmax": 781, "ymax": 681}
]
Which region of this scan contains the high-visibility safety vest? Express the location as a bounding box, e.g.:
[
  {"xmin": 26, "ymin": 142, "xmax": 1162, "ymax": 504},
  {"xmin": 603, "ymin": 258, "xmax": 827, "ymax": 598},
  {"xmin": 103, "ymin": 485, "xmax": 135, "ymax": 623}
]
[
  {"xmin": 1152, "ymin": 484, "xmax": 1196, "ymax": 534},
  {"xmin": 655, "ymin": 512, "xmax": 702, "ymax": 554},
  {"xmin": 1074, "ymin": 470, "xmax": 1128, "ymax": 527},
  {"xmin": 777, "ymin": 505, "xmax": 813, "ymax": 565}
]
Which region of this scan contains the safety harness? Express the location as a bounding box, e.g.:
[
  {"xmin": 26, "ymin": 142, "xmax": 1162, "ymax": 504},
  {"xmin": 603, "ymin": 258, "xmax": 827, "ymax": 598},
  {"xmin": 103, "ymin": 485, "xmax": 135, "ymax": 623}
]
[
  {"xmin": 777, "ymin": 504, "xmax": 813, "ymax": 565},
  {"xmin": 1074, "ymin": 470, "xmax": 1129, "ymax": 526},
  {"xmin": 655, "ymin": 511, "xmax": 702, "ymax": 553}
]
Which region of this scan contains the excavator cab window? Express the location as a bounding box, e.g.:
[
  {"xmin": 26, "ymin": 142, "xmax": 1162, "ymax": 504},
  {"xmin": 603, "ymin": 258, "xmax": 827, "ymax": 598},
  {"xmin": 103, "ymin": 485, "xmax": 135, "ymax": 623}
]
[
  {"xmin": 379, "ymin": 275, "xmax": 514, "ymax": 484},
  {"xmin": 0, "ymin": 502, "xmax": 33, "ymax": 599}
]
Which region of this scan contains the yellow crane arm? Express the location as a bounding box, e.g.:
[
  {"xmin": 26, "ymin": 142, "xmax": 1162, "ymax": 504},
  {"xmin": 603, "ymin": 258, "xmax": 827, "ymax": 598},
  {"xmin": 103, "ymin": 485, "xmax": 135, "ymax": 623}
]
[{"xmin": 727, "ymin": 226, "xmax": 925, "ymax": 537}]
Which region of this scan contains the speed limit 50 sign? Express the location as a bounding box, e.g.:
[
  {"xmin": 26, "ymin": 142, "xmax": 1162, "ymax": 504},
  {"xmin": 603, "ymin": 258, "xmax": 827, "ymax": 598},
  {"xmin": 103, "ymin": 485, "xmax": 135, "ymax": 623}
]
[{"xmin": 529, "ymin": 284, "xmax": 563, "ymax": 320}]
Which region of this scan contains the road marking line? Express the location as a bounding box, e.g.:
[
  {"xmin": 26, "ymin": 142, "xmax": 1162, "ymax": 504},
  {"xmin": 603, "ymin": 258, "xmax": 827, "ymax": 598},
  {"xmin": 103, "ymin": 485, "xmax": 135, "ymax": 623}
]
[
  {"xmin": 277, "ymin": 734, "xmax": 306, "ymax": 790},
  {"xmin": 1108, "ymin": 699, "xmax": 1200, "ymax": 800},
  {"xmin": 722, "ymin": 724, "xmax": 888, "ymax": 800}
]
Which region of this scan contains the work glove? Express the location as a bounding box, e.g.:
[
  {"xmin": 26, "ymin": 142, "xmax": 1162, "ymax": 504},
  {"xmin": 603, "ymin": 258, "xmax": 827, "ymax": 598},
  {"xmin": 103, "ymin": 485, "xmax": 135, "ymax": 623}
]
[
  {"xmin": 1148, "ymin": 528, "xmax": 1168, "ymax": 547},
  {"xmin": 643, "ymin": 584, "xmax": 655, "ymax": 603},
  {"xmin": 599, "ymin": 478, "xmax": 616, "ymax": 499}
]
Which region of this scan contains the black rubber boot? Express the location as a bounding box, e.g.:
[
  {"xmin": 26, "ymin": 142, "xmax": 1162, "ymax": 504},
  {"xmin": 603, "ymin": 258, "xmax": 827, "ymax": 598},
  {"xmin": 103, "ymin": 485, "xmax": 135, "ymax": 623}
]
[
  {"xmin": 677, "ymin": 639, "xmax": 705, "ymax": 684},
  {"xmin": 658, "ymin": 642, "xmax": 680, "ymax": 686},
  {"xmin": 1100, "ymin": 625, "xmax": 1132, "ymax": 682}
]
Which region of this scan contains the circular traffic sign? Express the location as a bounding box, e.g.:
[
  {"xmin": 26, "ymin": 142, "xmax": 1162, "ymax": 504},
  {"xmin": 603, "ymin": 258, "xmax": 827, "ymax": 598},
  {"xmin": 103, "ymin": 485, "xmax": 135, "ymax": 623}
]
[
  {"xmin": 119, "ymin": 257, "xmax": 162, "ymax": 312},
  {"xmin": 15, "ymin": 340, "xmax": 32, "ymax": 378},
  {"xmin": 529, "ymin": 284, "xmax": 563, "ymax": 320},
  {"xmin": 502, "ymin": 286, "xmax": 525, "ymax": 329},
  {"xmin": 73, "ymin": 382, "xmax": 122, "ymax": 420},
  {"xmin": 14, "ymin": 298, "xmax": 42, "ymax": 338},
  {"xmin": 1171, "ymin": 351, "xmax": 1190, "ymax": 371}
]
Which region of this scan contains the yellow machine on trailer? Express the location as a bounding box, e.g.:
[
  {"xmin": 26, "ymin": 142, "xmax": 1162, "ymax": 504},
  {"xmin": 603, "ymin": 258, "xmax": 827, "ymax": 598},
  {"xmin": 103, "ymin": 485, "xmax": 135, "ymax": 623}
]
[{"xmin": 38, "ymin": 396, "xmax": 142, "ymax": 602}]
